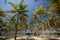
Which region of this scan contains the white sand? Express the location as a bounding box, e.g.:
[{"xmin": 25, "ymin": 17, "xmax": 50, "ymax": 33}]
[
  {"xmin": 6, "ymin": 36, "xmax": 60, "ymax": 40},
  {"xmin": 7, "ymin": 36, "xmax": 42, "ymax": 40}
]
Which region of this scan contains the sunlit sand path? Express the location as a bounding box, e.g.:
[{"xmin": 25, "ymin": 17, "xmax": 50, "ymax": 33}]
[
  {"xmin": 6, "ymin": 36, "xmax": 45, "ymax": 40},
  {"xmin": 6, "ymin": 35, "xmax": 60, "ymax": 40}
]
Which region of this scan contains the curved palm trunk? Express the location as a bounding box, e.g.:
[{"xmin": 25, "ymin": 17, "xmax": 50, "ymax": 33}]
[
  {"xmin": 14, "ymin": 14, "xmax": 19, "ymax": 40},
  {"xmin": 25, "ymin": 29, "xmax": 26, "ymax": 33},
  {"xmin": 15, "ymin": 25, "xmax": 18, "ymax": 40},
  {"xmin": 40, "ymin": 15, "xmax": 45, "ymax": 36},
  {"xmin": 24, "ymin": 27, "xmax": 27, "ymax": 33},
  {"xmin": 47, "ymin": 20, "xmax": 52, "ymax": 35},
  {"xmin": 41, "ymin": 23, "xmax": 45, "ymax": 36}
]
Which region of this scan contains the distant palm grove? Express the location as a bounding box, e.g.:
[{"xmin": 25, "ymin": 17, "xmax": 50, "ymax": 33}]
[{"xmin": 0, "ymin": 0, "xmax": 60, "ymax": 40}]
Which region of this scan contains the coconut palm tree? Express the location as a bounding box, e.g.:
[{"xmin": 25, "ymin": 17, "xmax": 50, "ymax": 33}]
[
  {"xmin": 47, "ymin": 0, "xmax": 60, "ymax": 13},
  {"xmin": 7, "ymin": 0, "xmax": 29, "ymax": 40},
  {"xmin": 29, "ymin": 17, "xmax": 36, "ymax": 33},
  {"xmin": 32, "ymin": 6, "xmax": 48, "ymax": 35},
  {"xmin": 46, "ymin": 0, "xmax": 60, "ymax": 34},
  {"xmin": 0, "ymin": 8, "xmax": 10, "ymax": 36},
  {"xmin": 0, "ymin": 18, "xmax": 10, "ymax": 36},
  {"xmin": 23, "ymin": 22, "xmax": 29, "ymax": 33},
  {"xmin": 0, "ymin": 8, "xmax": 8, "ymax": 17}
]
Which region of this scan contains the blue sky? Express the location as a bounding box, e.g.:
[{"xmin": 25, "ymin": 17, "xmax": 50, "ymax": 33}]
[
  {"xmin": 0, "ymin": 0, "xmax": 49, "ymax": 14},
  {"xmin": 0, "ymin": 0, "xmax": 50, "ymax": 21},
  {"xmin": 0, "ymin": 0, "xmax": 50, "ymax": 33}
]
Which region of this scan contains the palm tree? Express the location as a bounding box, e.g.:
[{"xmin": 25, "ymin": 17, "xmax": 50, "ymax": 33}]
[
  {"xmin": 47, "ymin": 0, "xmax": 60, "ymax": 13},
  {"xmin": 32, "ymin": 6, "xmax": 47, "ymax": 35},
  {"xmin": 0, "ymin": 18, "xmax": 9, "ymax": 36},
  {"xmin": 0, "ymin": 8, "xmax": 10, "ymax": 36},
  {"xmin": 23, "ymin": 23, "xmax": 29, "ymax": 33},
  {"xmin": 8, "ymin": 0, "xmax": 29, "ymax": 40},
  {"xmin": 46, "ymin": 0, "xmax": 60, "ymax": 34},
  {"xmin": 0, "ymin": 8, "xmax": 8, "ymax": 17},
  {"xmin": 29, "ymin": 18, "xmax": 36, "ymax": 33},
  {"xmin": 18, "ymin": 17, "xmax": 29, "ymax": 33}
]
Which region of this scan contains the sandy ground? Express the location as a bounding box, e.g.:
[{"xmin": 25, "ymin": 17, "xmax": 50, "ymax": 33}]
[
  {"xmin": 6, "ymin": 35, "xmax": 60, "ymax": 40},
  {"xmin": 6, "ymin": 36, "xmax": 46, "ymax": 40}
]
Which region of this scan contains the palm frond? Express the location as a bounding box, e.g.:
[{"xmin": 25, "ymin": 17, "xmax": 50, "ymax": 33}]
[
  {"xmin": 19, "ymin": 0, "xmax": 24, "ymax": 10},
  {"xmin": 22, "ymin": 10, "xmax": 29, "ymax": 13},
  {"xmin": 22, "ymin": 13, "xmax": 28, "ymax": 17},
  {"xmin": 46, "ymin": 2, "xmax": 53, "ymax": 8},
  {"xmin": 22, "ymin": 4, "xmax": 27, "ymax": 9},
  {"xmin": 37, "ymin": 19, "xmax": 42, "ymax": 24},
  {"xmin": 6, "ymin": 10, "xmax": 17, "ymax": 13},
  {"xmin": 10, "ymin": 14, "xmax": 17, "ymax": 21},
  {"xmin": 8, "ymin": 2, "xmax": 18, "ymax": 10},
  {"xmin": 0, "ymin": 8, "xmax": 4, "ymax": 13},
  {"xmin": 39, "ymin": 6, "xmax": 43, "ymax": 12},
  {"xmin": 0, "ymin": 8, "xmax": 8, "ymax": 17}
]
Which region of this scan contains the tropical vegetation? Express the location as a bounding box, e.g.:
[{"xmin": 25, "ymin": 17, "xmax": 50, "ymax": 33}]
[{"xmin": 0, "ymin": 0, "xmax": 60, "ymax": 40}]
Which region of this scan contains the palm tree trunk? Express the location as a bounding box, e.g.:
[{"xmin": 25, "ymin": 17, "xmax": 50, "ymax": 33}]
[
  {"xmin": 14, "ymin": 14, "xmax": 19, "ymax": 40},
  {"xmin": 40, "ymin": 15, "xmax": 45, "ymax": 36},
  {"xmin": 47, "ymin": 20, "xmax": 52, "ymax": 35},
  {"xmin": 15, "ymin": 26, "xmax": 17, "ymax": 40},
  {"xmin": 41, "ymin": 24, "xmax": 45, "ymax": 36},
  {"xmin": 24, "ymin": 29, "xmax": 26, "ymax": 33}
]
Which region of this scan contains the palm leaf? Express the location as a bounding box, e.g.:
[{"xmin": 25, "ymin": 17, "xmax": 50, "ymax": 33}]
[
  {"xmin": 0, "ymin": 8, "xmax": 8, "ymax": 17},
  {"xmin": 6, "ymin": 10, "xmax": 17, "ymax": 13},
  {"xmin": 39, "ymin": 6, "xmax": 43, "ymax": 11},
  {"xmin": 8, "ymin": 2, "xmax": 18, "ymax": 10},
  {"xmin": 19, "ymin": 0, "xmax": 24, "ymax": 10},
  {"xmin": 0, "ymin": 8, "xmax": 4, "ymax": 13},
  {"xmin": 46, "ymin": 2, "xmax": 53, "ymax": 8},
  {"xmin": 22, "ymin": 10, "xmax": 29, "ymax": 13},
  {"xmin": 22, "ymin": 4, "xmax": 27, "ymax": 9},
  {"xmin": 10, "ymin": 14, "xmax": 17, "ymax": 21},
  {"xmin": 34, "ymin": 6, "xmax": 44, "ymax": 15},
  {"xmin": 35, "ymin": 7, "xmax": 39, "ymax": 12},
  {"xmin": 23, "ymin": 13, "xmax": 28, "ymax": 17},
  {"xmin": 37, "ymin": 19, "xmax": 42, "ymax": 24},
  {"xmin": 46, "ymin": 0, "xmax": 59, "ymax": 8},
  {"xmin": 50, "ymin": 6, "xmax": 58, "ymax": 12}
]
